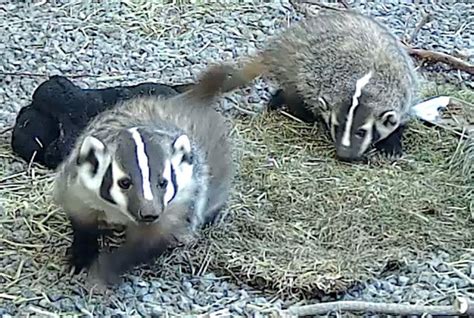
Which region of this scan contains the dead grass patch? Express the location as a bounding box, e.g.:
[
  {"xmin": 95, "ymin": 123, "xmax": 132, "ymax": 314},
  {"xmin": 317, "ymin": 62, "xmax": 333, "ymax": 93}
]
[{"xmin": 0, "ymin": 86, "xmax": 472, "ymax": 306}]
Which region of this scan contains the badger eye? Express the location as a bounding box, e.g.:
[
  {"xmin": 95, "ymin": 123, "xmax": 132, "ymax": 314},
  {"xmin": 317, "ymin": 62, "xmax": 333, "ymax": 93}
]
[
  {"xmin": 118, "ymin": 177, "xmax": 132, "ymax": 190},
  {"xmin": 355, "ymin": 129, "xmax": 367, "ymax": 139},
  {"xmin": 158, "ymin": 178, "xmax": 168, "ymax": 189}
]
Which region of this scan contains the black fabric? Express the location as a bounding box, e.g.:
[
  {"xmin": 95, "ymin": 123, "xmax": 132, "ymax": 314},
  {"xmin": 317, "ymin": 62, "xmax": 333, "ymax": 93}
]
[{"xmin": 10, "ymin": 75, "xmax": 193, "ymax": 169}]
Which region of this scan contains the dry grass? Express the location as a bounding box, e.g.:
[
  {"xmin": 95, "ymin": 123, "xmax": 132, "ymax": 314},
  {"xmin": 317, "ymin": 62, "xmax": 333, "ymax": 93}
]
[
  {"xmin": 170, "ymin": 109, "xmax": 473, "ymax": 299},
  {"xmin": 112, "ymin": 1, "xmax": 285, "ymax": 41},
  {"xmin": 0, "ymin": 85, "xmax": 473, "ymax": 310}
]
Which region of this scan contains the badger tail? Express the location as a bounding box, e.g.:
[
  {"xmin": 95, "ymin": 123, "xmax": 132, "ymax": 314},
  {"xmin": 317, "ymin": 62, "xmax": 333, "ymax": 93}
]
[{"xmin": 175, "ymin": 55, "xmax": 266, "ymax": 105}]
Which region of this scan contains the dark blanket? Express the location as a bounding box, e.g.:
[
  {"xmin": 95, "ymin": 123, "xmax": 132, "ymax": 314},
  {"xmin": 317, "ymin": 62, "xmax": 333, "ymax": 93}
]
[{"xmin": 10, "ymin": 75, "xmax": 193, "ymax": 169}]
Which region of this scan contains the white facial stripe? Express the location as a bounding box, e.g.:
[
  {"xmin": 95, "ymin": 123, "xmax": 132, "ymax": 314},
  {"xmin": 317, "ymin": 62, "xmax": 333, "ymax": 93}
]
[
  {"xmin": 342, "ymin": 71, "xmax": 373, "ymax": 147},
  {"xmin": 128, "ymin": 127, "xmax": 153, "ymax": 201},
  {"xmin": 330, "ymin": 111, "xmax": 338, "ymax": 142},
  {"xmin": 162, "ymin": 159, "xmax": 176, "ymax": 206}
]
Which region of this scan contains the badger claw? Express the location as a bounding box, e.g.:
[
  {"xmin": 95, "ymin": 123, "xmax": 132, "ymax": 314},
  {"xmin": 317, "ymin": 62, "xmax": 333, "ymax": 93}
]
[{"xmin": 374, "ymin": 124, "xmax": 406, "ymax": 160}]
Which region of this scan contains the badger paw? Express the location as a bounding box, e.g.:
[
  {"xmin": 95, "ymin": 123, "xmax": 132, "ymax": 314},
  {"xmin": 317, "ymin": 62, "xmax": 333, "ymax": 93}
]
[
  {"xmin": 374, "ymin": 125, "xmax": 406, "ymax": 161},
  {"xmin": 268, "ymin": 89, "xmax": 286, "ymax": 111},
  {"xmin": 87, "ymin": 254, "xmax": 121, "ymax": 289},
  {"xmin": 67, "ymin": 240, "xmax": 98, "ymax": 275},
  {"xmin": 375, "ymin": 142, "xmax": 403, "ymax": 161}
]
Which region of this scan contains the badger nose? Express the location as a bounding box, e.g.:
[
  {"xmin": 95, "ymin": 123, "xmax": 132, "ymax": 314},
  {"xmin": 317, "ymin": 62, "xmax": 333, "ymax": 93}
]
[
  {"xmin": 336, "ymin": 153, "xmax": 355, "ymax": 162},
  {"xmin": 336, "ymin": 146, "xmax": 355, "ymax": 162},
  {"xmin": 138, "ymin": 209, "xmax": 159, "ymax": 223}
]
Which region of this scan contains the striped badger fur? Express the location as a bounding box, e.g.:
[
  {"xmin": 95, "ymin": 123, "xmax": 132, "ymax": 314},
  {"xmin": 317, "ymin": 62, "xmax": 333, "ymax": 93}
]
[
  {"xmin": 53, "ymin": 65, "xmax": 235, "ymax": 286},
  {"xmin": 215, "ymin": 9, "xmax": 418, "ymax": 162}
]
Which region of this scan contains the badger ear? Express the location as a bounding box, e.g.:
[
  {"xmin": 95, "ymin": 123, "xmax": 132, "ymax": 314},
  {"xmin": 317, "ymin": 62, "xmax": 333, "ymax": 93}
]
[
  {"xmin": 376, "ymin": 111, "xmax": 400, "ymax": 139},
  {"xmin": 76, "ymin": 136, "xmax": 107, "ymax": 174},
  {"xmin": 380, "ymin": 111, "xmax": 400, "ymax": 129},
  {"xmin": 171, "ymin": 134, "xmax": 193, "ymax": 165}
]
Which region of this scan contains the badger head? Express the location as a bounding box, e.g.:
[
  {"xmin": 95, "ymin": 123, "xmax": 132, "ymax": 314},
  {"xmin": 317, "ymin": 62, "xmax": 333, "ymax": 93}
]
[
  {"xmin": 321, "ymin": 71, "xmax": 402, "ymax": 162},
  {"xmin": 75, "ymin": 127, "xmax": 194, "ymax": 224}
]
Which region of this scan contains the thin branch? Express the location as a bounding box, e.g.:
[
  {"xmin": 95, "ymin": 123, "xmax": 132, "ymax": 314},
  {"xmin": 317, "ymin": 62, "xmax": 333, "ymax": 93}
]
[
  {"xmin": 0, "ymin": 126, "xmax": 13, "ymax": 135},
  {"xmin": 409, "ymin": 11, "xmax": 432, "ymax": 44},
  {"xmin": 300, "ymin": 0, "xmax": 346, "ymax": 11},
  {"xmin": 338, "ymin": 0, "xmax": 350, "ymax": 9},
  {"xmin": 0, "ymin": 71, "xmax": 102, "ymax": 78},
  {"xmin": 403, "ymin": 45, "xmax": 474, "ymax": 75},
  {"xmin": 284, "ymin": 297, "xmax": 474, "ymax": 316}
]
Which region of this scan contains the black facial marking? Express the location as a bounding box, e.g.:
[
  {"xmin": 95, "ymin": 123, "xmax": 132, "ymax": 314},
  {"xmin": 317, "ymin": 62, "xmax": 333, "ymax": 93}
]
[
  {"xmin": 168, "ymin": 165, "xmax": 178, "ymax": 203},
  {"xmin": 68, "ymin": 217, "xmax": 99, "ymax": 273},
  {"xmin": 372, "ymin": 124, "xmax": 381, "ymax": 144},
  {"xmin": 99, "ymin": 163, "xmax": 116, "ymax": 205},
  {"xmin": 76, "ymin": 149, "xmax": 99, "ymax": 176},
  {"xmin": 374, "ymin": 124, "xmax": 406, "ymax": 158}
]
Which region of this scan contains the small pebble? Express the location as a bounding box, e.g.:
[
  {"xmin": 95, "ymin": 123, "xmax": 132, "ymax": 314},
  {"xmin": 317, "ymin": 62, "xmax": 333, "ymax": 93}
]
[{"xmin": 398, "ymin": 276, "xmax": 410, "ymax": 286}]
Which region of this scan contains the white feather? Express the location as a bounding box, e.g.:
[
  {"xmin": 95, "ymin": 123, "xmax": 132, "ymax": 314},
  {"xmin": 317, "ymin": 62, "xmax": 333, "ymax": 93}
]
[{"xmin": 411, "ymin": 96, "xmax": 450, "ymax": 123}]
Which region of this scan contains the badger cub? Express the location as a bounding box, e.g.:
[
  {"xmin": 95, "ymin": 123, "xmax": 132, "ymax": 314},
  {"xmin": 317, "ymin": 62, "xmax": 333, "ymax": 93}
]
[
  {"xmin": 216, "ymin": 9, "xmax": 418, "ymax": 162},
  {"xmin": 53, "ymin": 66, "xmax": 235, "ymax": 286}
]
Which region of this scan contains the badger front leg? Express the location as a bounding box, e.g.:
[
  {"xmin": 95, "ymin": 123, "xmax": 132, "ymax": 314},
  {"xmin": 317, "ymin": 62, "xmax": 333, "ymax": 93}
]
[
  {"xmin": 88, "ymin": 207, "xmax": 192, "ymax": 287},
  {"xmin": 268, "ymin": 87, "xmax": 316, "ymax": 123},
  {"xmin": 374, "ymin": 124, "xmax": 406, "ymax": 159},
  {"xmin": 87, "ymin": 224, "xmax": 171, "ymax": 286},
  {"xmin": 67, "ymin": 211, "xmax": 100, "ymax": 274}
]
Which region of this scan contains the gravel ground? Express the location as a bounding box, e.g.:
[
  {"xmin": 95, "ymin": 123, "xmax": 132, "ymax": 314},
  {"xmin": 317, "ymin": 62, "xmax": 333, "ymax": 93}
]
[{"xmin": 0, "ymin": 1, "xmax": 472, "ymax": 317}]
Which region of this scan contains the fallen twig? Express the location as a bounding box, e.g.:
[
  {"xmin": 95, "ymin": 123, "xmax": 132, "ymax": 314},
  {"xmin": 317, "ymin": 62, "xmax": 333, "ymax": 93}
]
[
  {"xmin": 0, "ymin": 126, "xmax": 13, "ymax": 135},
  {"xmin": 338, "ymin": 0, "xmax": 350, "ymax": 9},
  {"xmin": 0, "ymin": 71, "xmax": 101, "ymax": 78},
  {"xmin": 284, "ymin": 297, "xmax": 474, "ymax": 316},
  {"xmin": 299, "ymin": 0, "xmax": 347, "ymax": 11},
  {"xmin": 409, "ymin": 11, "xmax": 432, "ymax": 44},
  {"xmin": 403, "ymin": 45, "xmax": 474, "ymax": 76}
]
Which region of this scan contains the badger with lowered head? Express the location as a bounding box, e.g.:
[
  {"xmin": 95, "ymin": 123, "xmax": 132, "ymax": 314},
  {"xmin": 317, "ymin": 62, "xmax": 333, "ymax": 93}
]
[
  {"xmin": 53, "ymin": 66, "xmax": 235, "ymax": 286},
  {"xmin": 217, "ymin": 9, "xmax": 418, "ymax": 162}
]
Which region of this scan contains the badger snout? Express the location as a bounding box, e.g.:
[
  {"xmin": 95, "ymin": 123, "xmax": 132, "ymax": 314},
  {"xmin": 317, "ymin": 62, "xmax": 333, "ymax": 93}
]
[
  {"xmin": 138, "ymin": 211, "xmax": 159, "ymax": 223},
  {"xmin": 137, "ymin": 203, "xmax": 162, "ymax": 223},
  {"xmin": 335, "ymin": 145, "xmax": 362, "ymax": 163}
]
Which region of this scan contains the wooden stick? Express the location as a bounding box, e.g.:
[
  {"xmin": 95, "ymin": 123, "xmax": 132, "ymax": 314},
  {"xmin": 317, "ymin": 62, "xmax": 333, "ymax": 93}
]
[
  {"xmin": 299, "ymin": 0, "xmax": 346, "ymax": 11},
  {"xmin": 284, "ymin": 297, "xmax": 474, "ymax": 316},
  {"xmin": 0, "ymin": 71, "xmax": 103, "ymax": 78},
  {"xmin": 403, "ymin": 45, "xmax": 474, "ymax": 75},
  {"xmin": 409, "ymin": 12, "xmax": 431, "ymax": 44},
  {"xmin": 338, "ymin": 0, "xmax": 350, "ymax": 9},
  {"xmin": 0, "ymin": 126, "xmax": 13, "ymax": 135}
]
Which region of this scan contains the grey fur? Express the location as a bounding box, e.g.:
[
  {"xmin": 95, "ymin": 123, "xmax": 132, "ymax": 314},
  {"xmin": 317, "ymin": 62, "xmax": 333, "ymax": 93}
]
[
  {"xmin": 54, "ymin": 94, "xmax": 233, "ymax": 228},
  {"xmin": 222, "ymin": 9, "xmax": 419, "ymax": 161},
  {"xmin": 52, "ymin": 66, "xmax": 235, "ymax": 283}
]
